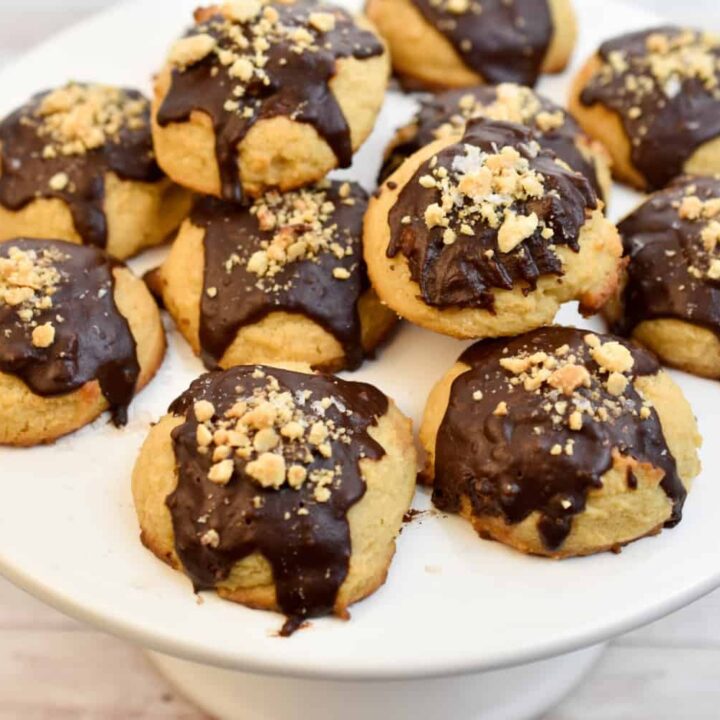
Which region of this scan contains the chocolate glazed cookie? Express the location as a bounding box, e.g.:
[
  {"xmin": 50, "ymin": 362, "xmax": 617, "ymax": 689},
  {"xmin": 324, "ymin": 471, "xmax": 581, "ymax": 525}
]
[
  {"xmin": 0, "ymin": 83, "xmax": 190, "ymax": 259},
  {"xmin": 0, "ymin": 240, "xmax": 139, "ymax": 423},
  {"xmin": 364, "ymin": 119, "xmax": 622, "ymax": 341},
  {"xmin": 153, "ymin": 0, "xmax": 388, "ymax": 200},
  {"xmin": 132, "ymin": 365, "xmax": 417, "ymax": 634},
  {"xmin": 366, "ymin": 0, "xmax": 576, "ymax": 90},
  {"xmin": 410, "ymin": 0, "xmax": 553, "ymax": 85},
  {"xmin": 420, "ymin": 327, "xmax": 701, "ymax": 558},
  {"xmin": 379, "ymin": 84, "xmax": 610, "ymax": 203},
  {"xmin": 157, "ymin": 180, "xmax": 397, "ymax": 372},
  {"xmin": 606, "ymin": 176, "xmax": 720, "ymax": 379},
  {"xmin": 571, "ymin": 27, "xmax": 720, "ymax": 190}
]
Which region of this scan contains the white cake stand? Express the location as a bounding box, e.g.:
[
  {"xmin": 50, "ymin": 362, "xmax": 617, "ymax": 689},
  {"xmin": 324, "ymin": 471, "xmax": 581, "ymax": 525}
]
[{"xmin": 1, "ymin": 1, "xmax": 719, "ymax": 718}]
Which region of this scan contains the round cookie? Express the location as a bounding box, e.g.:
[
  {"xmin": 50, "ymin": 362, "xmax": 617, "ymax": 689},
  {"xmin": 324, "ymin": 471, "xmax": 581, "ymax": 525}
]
[
  {"xmin": 379, "ymin": 83, "xmax": 611, "ymax": 203},
  {"xmin": 132, "ymin": 364, "xmax": 417, "ymax": 633},
  {"xmin": 570, "ymin": 27, "xmax": 720, "ymax": 191},
  {"xmin": 605, "ymin": 176, "xmax": 720, "ymax": 379},
  {"xmin": 366, "ymin": 0, "xmax": 576, "ymax": 90},
  {"xmin": 420, "ymin": 327, "xmax": 702, "ymax": 558},
  {"xmin": 364, "ymin": 118, "xmax": 622, "ymax": 340},
  {"xmin": 0, "ymin": 83, "xmax": 192, "ymax": 260},
  {"xmin": 0, "ymin": 239, "xmax": 165, "ymax": 446},
  {"xmin": 152, "ymin": 0, "xmax": 389, "ymax": 201},
  {"xmin": 156, "ymin": 180, "xmax": 397, "ymax": 372}
]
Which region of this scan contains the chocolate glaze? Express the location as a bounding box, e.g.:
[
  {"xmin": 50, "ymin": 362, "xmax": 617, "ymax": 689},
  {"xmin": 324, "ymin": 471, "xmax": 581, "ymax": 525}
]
[
  {"xmin": 192, "ymin": 181, "xmax": 369, "ymax": 369},
  {"xmin": 614, "ymin": 176, "xmax": 720, "ymax": 338},
  {"xmin": 0, "ymin": 239, "xmax": 140, "ymax": 425},
  {"xmin": 166, "ymin": 366, "xmax": 388, "ymax": 633},
  {"xmin": 0, "ymin": 87, "xmax": 162, "ymax": 249},
  {"xmin": 156, "ymin": 1, "xmax": 383, "ymax": 203},
  {"xmin": 380, "ymin": 86, "xmax": 604, "ymax": 200},
  {"xmin": 432, "ymin": 327, "xmax": 686, "ymax": 551},
  {"xmin": 387, "ymin": 119, "xmax": 597, "ymax": 309},
  {"xmin": 410, "ymin": 0, "xmax": 553, "ymax": 86},
  {"xmin": 580, "ymin": 27, "xmax": 720, "ymax": 190}
]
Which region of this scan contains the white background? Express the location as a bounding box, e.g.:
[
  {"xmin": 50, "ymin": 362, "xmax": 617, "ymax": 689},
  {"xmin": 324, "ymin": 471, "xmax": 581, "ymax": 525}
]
[{"xmin": 0, "ymin": 1, "xmax": 719, "ymax": 718}]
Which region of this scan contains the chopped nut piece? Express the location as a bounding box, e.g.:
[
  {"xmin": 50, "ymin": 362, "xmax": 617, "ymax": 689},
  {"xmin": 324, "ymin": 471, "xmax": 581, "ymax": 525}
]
[
  {"xmin": 493, "ymin": 401, "xmax": 508, "ymax": 416},
  {"xmin": 31, "ymin": 322, "xmax": 55, "ymax": 348},
  {"xmin": 548, "ymin": 363, "xmax": 590, "ymax": 395},
  {"xmin": 246, "ymin": 452, "xmax": 286, "ymax": 489},
  {"xmin": 591, "ymin": 341, "xmax": 634, "ymax": 373},
  {"xmin": 49, "ymin": 172, "xmax": 69, "ymax": 191},
  {"xmin": 200, "ymin": 529, "xmax": 220, "ymax": 548},
  {"xmin": 208, "ymin": 459, "xmax": 235, "ymax": 485},
  {"xmin": 169, "ymin": 33, "xmax": 217, "ymax": 68}
]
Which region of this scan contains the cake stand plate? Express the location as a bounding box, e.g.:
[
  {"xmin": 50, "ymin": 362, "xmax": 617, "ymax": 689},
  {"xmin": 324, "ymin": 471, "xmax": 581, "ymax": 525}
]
[{"xmin": 0, "ymin": 1, "xmax": 718, "ymax": 719}]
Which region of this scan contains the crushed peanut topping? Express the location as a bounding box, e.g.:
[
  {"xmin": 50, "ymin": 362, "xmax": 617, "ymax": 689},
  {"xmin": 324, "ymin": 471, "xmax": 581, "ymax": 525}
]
[
  {"xmin": 222, "ymin": 183, "xmax": 357, "ymax": 291},
  {"xmin": 434, "ymin": 84, "xmax": 567, "ymax": 143},
  {"xmin": 28, "ymin": 83, "xmax": 148, "ymax": 159},
  {"xmin": 673, "ymin": 183, "xmax": 720, "ymax": 280},
  {"xmin": 419, "ymin": 141, "xmax": 552, "ymax": 254},
  {"xmin": 192, "ymin": 370, "xmax": 355, "ymax": 503},
  {"xmin": 591, "ymin": 29, "xmax": 720, "ymax": 121},
  {"xmin": 487, "ymin": 334, "xmax": 654, "ymax": 452},
  {"xmin": 0, "ymin": 245, "xmax": 70, "ymax": 346}
]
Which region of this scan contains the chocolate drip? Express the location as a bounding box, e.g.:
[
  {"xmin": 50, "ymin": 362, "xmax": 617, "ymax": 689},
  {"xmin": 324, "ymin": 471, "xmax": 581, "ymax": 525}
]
[
  {"xmin": 166, "ymin": 366, "xmax": 388, "ymax": 632},
  {"xmin": 580, "ymin": 27, "xmax": 720, "ymax": 190},
  {"xmin": 387, "ymin": 119, "xmax": 597, "ymax": 309},
  {"xmin": 193, "ymin": 181, "xmax": 369, "ymax": 370},
  {"xmin": 410, "ymin": 0, "xmax": 553, "ymax": 86},
  {"xmin": 615, "ymin": 176, "xmax": 720, "ymax": 338},
  {"xmin": 0, "ymin": 239, "xmax": 140, "ymax": 425},
  {"xmin": 0, "ymin": 88, "xmax": 162, "ymax": 249},
  {"xmin": 380, "ymin": 86, "xmax": 604, "ymax": 200},
  {"xmin": 432, "ymin": 327, "xmax": 686, "ymax": 551},
  {"xmin": 156, "ymin": 1, "xmax": 383, "ymax": 203}
]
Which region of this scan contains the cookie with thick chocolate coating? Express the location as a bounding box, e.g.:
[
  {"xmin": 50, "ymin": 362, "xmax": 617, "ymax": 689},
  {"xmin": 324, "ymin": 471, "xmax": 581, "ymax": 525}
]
[
  {"xmin": 380, "ymin": 83, "xmax": 611, "ymax": 204},
  {"xmin": 570, "ymin": 27, "xmax": 720, "ymax": 191},
  {"xmin": 605, "ymin": 176, "xmax": 720, "ymax": 379},
  {"xmin": 152, "ymin": 0, "xmax": 389, "ymax": 201},
  {"xmin": 366, "ymin": 0, "xmax": 576, "ymax": 90},
  {"xmin": 420, "ymin": 327, "xmax": 701, "ymax": 558},
  {"xmin": 0, "ymin": 83, "xmax": 192, "ymax": 260},
  {"xmin": 365, "ymin": 119, "xmax": 622, "ymax": 340},
  {"xmin": 156, "ymin": 180, "xmax": 397, "ymax": 372},
  {"xmin": 132, "ymin": 364, "xmax": 417, "ymax": 634},
  {"xmin": 0, "ymin": 239, "xmax": 165, "ymax": 446}
]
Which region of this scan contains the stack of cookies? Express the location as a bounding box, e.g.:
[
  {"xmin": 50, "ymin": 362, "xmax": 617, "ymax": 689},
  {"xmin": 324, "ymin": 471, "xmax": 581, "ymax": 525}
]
[{"xmin": 0, "ymin": 0, "xmax": 712, "ymax": 635}]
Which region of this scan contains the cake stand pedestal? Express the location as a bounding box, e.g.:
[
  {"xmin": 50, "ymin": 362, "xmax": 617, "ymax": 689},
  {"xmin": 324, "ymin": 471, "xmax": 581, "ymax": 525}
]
[{"xmin": 148, "ymin": 643, "xmax": 606, "ymax": 720}]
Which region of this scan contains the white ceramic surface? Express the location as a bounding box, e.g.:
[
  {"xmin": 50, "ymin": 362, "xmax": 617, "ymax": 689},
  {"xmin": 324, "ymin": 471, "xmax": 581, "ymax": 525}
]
[{"xmin": 0, "ymin": 0, "xmax": 718, "ymax": 685}]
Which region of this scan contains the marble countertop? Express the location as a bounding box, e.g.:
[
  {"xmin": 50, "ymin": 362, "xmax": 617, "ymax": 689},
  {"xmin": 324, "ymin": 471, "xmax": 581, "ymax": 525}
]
[{"xmin": 1, "ymin": 1, "xmax": 719, "ymax": 717}]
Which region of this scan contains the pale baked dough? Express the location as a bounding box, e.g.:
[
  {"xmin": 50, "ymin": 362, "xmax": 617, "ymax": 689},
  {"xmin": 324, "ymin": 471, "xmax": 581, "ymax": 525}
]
[
  {"xmin": 158, "ymin": 218, "xmax": 398, "ymax": 371},
  {"xmin": 366, "ymin": 0, "xmax": 576, "ymax": 89},
  {"xmin": 420, "ymin": 360, "xmax": 702, "ymax": 558},
  {"xmin": 0, "ymin": 170, "xmax": 192, "ymax": 261},
  {"xmin": 132, "ymin": 373, "xmax": 417, "ymax": 617},
  {"xmin": 0, "ymin": 267, "xmax": 166, "ymax": 446}
]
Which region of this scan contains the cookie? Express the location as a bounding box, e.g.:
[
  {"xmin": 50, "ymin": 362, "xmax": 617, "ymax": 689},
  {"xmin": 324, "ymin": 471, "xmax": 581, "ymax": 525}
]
[
  {"xmin": 364, "ymin": 119, "xmax": 622, "ymax": 340},
  {"xmin": 366, "ymin": 0, "xmax": 576, "ymax": 90},
  {"xmin": 0, "ymin": 239, "xmax": 165, "ymax": 446},
  {"xmin": 152, "ymin": 0, "xmax": 389, "ymax": 201},
  {"xmin": 380, "ymin": 83, "xmax": 611, "ymax": 203},
  {"xmin": 570, "ymin": 27, "xmax": 720, "ymax": 191},
  {"xmin": 132, "ymin": 364, "xmax": 417, "ymax": 634},
  {"xmin": 0, "ymin": 83, "xmax": 192, "ymax": 260},
  {"xmin": 156, "ymin": 180, "xmax": 397, "ymax": 372},
  {"xmin": 604, "ymin": 176, "xmax": 720, "ymax": 379},
  {"xmin": 420, "ymin": 327, "xmax": 702, "ymax": 558}
]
